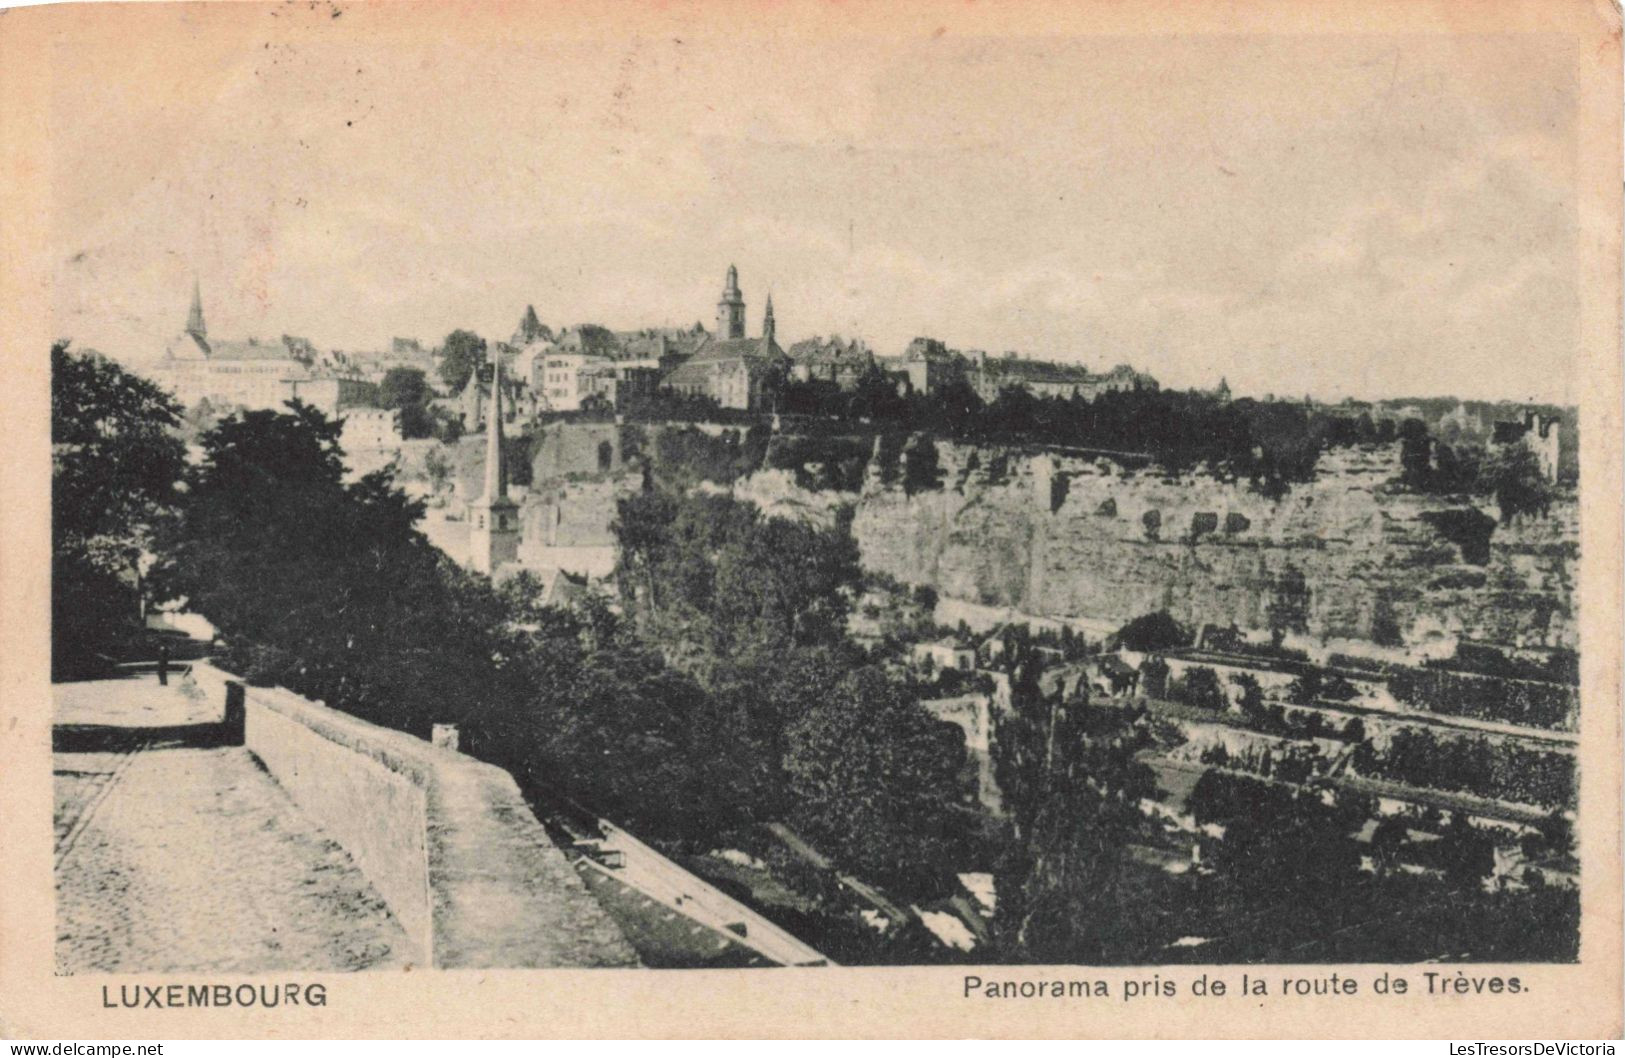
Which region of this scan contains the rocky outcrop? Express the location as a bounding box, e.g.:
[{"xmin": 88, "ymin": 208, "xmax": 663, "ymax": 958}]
[{"xmin": 736, "ymin": 441, "xmax": 1576, "ymax": 651}]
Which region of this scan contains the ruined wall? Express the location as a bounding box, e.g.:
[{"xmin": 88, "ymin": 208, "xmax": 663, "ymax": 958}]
[
  {"xmin": 737, "ymin": 441, "xmax": 1577, "ymax": 651},
  {"xmin": 530, "ymin": 421, "xmax": 625, "ymax": 481}
]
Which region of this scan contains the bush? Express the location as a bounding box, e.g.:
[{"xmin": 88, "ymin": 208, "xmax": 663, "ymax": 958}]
[
  {"xmin": 1177, "ymin": 666, "xmax": 1225, "ymax": 711},
  {"xmin": 1116, "ymin": 611, "xmax": 1190, "ymax": 652},
  {"xmin": 767, "ymin": 434, "xmax": 873, "ymax": 492}
]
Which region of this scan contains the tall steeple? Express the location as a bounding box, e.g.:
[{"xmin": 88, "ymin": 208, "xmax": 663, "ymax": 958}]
[
  {"xmin": 466, "ymin": 359, "xmax": 519, "ymax": 576},
  {"xmin": 716, "ymin": 264, "xmax": 746, "ymax": 340},
  {"xmin": 185, "ymin": 278, "xmax": 207, "ymax": 340},
  {"xmin": 483, "ymin": 359, "xmax": 507, "ymax": 503},
  {"xmin": 762, "ymin": 292, "xmax": 775, "ymax": 343}
]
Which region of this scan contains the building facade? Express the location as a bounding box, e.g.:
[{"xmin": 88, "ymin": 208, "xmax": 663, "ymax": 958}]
[
  {"xmin": 663, "ymin": 268, "xmax": 789, "ymax": 410},
  {"xmin": 787, "ymin": 335, "xmax": 876, "ymax": 390},
  {"xmin": 970, "ymin": 353, "xmax": 1158, "ymax": 403},
  {"xmin": 144, "ymin": 283, "xmax": 377, "ymax": 414}
]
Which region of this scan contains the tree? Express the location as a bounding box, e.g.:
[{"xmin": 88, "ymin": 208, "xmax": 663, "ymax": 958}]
[
  {"xmin": 1139, "ymin": 656, "xmax": 1171, "ymax": 699},
  {"xmin": 611, "ymin": 491, "xmax": 860, "ymax": 682},
  {"xmin": 784, "ymin": 666, "xmax": 968, "ymax": 895},
  {"xmin": 1537, "ymin": 810, "xmax": 1573, "ymax": 860},
  {"xmin": 1438, "ymin": 812, "xmax": 1496, "ymax": 890},
  {"xmin": 1231, "ymin": 672, "xmax": 1265, "ymax": 717},
  {"xmin": 1287, "ymin": 667, "xmax": 1325, "ymax": 705},
  {"xmin": 902, "ymin": 435, "xmax": 943, "ymax": 495},
  {"xmin": 847, "ymin": 364, "xmax": 907, "ymax": 421},
  {"xmin": 424, "ymin": 445, "xmax": 453, "ymax": 493},
  {"xmin": 990, "ymin": 672, "xmax": 1162, "ymax": 962},
  {"xmin": 1199, "ymin": 773, "xmax": 1362, "ymax": 907},
  {"xmin": 1370, "ymin": 815, "xmax": 1410, "ymax": 877},
  {"xmin": 1399, "ymin": 418, "xmax": 1432, "ymax": 488},
  {"xmin": 379, "ymin": 366, "xmax": 430, "ymax": 410},
  {"xmin": 431, "ymin": 404, "xmax": 465, "ymax": 443},
  {"xmin": 53, "ymin": 343, "xmax": 185, "ymax": 549},
  {"xmin": 1480, "ymin": 444, "xmax": 1553, "ymax": 524},
  {"xmin": 438, "ymin": 330, "xmax": 487, "ymax": 392},
  {"xmin": 154, "ymin": 402, "xmax": 480, "ymax": 735},
  {"xmin": 379, "ymin": 367, "xmax": 434, "ymax": 439},
  {"xmin": 52, "ymin": 343, "xmax": 186, "ymax": 674},
  {"xmin": 1370, "ymin": 594, "xmax": 1405, "ymax": 647}
]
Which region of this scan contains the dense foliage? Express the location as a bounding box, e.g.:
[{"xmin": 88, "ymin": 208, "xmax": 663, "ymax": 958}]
[
  {"xmin": 612, "ymin": 488, "xmax": 971, "ymax": 893},
  {"xmin": 647, "ymin": 424, "xmax": 770, "ymax": 491},
  {"xmin": 989, "ymin": 666, "xmax": 1164, "ymax": 962},
  {"xmin": 51, "ymin": 344, "xmax": 186, "ymax": 675},
  {"xmin": 1170, "ymin": 665, "xmax": 1225, "ymax": 711}
]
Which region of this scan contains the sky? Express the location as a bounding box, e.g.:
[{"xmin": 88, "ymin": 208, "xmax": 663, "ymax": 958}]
[{"xmin": 46, "ymin": 7, "xmax": 1581, "ymax": 403}]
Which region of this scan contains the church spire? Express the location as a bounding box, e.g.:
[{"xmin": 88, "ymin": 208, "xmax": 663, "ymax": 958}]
[
  {"xmin": 762, "ymin": 292, "xmax": 775, "ymax": 343},
  {"xmin": 466, "ymin": 356, "xmax": 520, "ymax": 576},
  {"xmin": 185, "ymin": 278, "xmax": 207, "ymax": 340},
  {"xmin": 483, "ymin": 358, "xmax": 507, "ymax": 504}
]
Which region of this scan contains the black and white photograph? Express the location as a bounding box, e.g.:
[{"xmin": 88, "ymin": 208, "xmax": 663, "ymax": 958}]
[{"xmin": 6, "ymin": 0, "xmax": 1621, "ymax": 1042}]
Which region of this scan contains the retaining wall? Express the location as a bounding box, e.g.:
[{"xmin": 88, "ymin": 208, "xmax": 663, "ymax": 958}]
[{"xmin": 187, "ymin": 662, "xmax": 638, "ymax": 969}]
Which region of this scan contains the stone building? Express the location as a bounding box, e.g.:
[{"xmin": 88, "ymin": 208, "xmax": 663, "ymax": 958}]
[
  {"xmin": 895, "ymin": 337, "xmax": 962, "ymax": 396},
  {"xmin": 537, "ymin": 350, "xmax": 613, "ymax": 411},
  {"xmin": 145, "ymin": 282, "xmax": 377, "ymax": 414},
  {"xmin": 663, "ymin": 266, "xmax": 789, "ymax": 410},
  {"xmin": 787, "ymin": 335, "xmax": 876, "ymax": 390},
  {"xmin": 969, "ymin": 353, "xmax": 1158, "ymax": 403}
]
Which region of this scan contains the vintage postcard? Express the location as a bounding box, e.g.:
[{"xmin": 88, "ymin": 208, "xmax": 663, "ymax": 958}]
[{"xmin": 1, "ymin": 0, "xmax": 1620, "ymax": 1041}]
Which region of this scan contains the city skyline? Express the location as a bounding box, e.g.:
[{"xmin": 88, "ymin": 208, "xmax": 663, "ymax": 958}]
[{"xmin": 49, "ymin": 12, "xmax": 1579, "ymax": 404}]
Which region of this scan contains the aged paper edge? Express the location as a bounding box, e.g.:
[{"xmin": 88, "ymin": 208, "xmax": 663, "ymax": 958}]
[{"xmin": 0, "ymin": 0, "xmax": 1619, "ymax": 1040}]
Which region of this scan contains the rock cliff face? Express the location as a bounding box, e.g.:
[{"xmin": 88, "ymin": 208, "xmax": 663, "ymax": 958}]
[{"xmin": 736, "ymin": 441, "xmax": 1577, "ymax": 651}]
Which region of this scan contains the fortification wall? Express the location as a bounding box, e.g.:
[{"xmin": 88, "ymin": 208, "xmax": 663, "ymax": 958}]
[{"xmin": 186, "ymin": 663, "xmax": 638, "ymax": 969}]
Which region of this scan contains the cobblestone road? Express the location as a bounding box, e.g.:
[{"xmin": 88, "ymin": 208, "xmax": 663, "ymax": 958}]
[{"xmin": 54, "ymin": 676, "xmax": 415, "ymax": 974}]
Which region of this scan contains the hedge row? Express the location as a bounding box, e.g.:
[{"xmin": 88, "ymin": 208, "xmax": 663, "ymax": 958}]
[
  {"xmin": 1389, "ymin": 667, "xmax": 1577, "ymax": 732},
  {"xmin": 1352, "ymin": 728, "xmax": 1575, "ymax": 809}
]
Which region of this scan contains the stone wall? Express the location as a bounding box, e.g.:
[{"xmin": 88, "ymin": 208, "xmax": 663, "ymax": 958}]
[
  {"xmin": 187, "ymin": 663, "xmax": 638, "ymax": 968},
  {"xmin": 736, "ymin": 440, "xmax": 1577, "ymax": 651}
]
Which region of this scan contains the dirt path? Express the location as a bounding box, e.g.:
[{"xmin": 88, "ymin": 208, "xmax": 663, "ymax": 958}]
[{"xmin": 54, "ymin": 678, "xmax": 416, "ymax": 974}]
